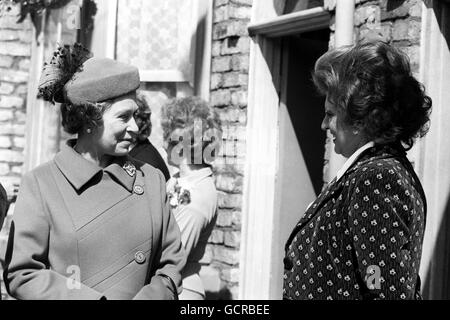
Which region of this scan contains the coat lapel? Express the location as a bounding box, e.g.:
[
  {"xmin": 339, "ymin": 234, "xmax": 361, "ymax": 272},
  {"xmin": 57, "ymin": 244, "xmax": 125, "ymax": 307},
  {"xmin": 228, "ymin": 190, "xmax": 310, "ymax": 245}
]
[
  {"xmin": 53, "ymin": 141, "xmax": 137, "ymax": 230},
  {"xmin": 285, "ymin": 178, "xmax": 342, "ymax": 250},
  {"xmin": 284, "ymin": 143, "xmax": 417, "ymax": 251}
]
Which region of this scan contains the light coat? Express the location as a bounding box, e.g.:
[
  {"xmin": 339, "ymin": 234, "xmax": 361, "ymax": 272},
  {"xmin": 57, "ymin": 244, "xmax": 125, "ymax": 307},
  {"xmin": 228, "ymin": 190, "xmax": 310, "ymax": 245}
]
[{"xmin": 3, "ymin": 140, "xmax": 185, "ymax": 300}]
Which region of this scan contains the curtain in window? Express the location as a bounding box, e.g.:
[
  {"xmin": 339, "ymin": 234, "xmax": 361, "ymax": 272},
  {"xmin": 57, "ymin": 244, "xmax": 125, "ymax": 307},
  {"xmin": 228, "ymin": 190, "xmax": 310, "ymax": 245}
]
[
  {"xmin": 115, "ymin": 0, "xmax": 196, "ymax": 82},
  {"xmin": 275, "ymin": 0, "xmax": 324, "ymax": 15}
]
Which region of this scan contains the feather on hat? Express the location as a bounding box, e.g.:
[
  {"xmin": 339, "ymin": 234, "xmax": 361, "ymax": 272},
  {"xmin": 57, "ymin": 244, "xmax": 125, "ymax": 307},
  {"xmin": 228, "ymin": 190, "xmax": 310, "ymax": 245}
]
[
  {"xmin": 38, "ymin": 43, "xmax": 140, "ymax": 105},
  {"xmin": 38, "ymin": 43, "xmax": 92, "ymax": 104}
]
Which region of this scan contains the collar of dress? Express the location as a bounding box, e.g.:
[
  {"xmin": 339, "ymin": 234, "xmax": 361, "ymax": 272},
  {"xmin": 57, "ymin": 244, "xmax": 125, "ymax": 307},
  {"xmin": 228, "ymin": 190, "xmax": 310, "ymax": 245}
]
[
  {"xmin": 174, "ymin": 167, "xmax": 213, "ymax": 190},
  {"xmin": 54, "ymin": 139, "xmax": 136, "ymax": 192},
  {"xmin": 334, "ymin": 141, "xmax": 375, "ymax": 183}
]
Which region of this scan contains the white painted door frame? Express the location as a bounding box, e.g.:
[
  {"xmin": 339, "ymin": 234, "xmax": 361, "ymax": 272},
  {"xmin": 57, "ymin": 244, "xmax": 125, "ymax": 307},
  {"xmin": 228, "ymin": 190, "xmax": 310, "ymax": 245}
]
[
  {"xmin": 239, "ymin": 4, "xmax": 333, "ymax": 300},
  {"xmin": 415, "ymin": 0, "xmax": 450, "ymax": 299}
]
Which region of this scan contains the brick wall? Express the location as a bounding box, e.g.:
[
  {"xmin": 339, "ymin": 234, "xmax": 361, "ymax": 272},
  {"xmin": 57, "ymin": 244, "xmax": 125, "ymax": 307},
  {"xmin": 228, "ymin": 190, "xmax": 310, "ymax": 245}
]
[
  {"xmin": 205, "ymin": 0, "xmax": 252, "ymax": 300},
  {"xmin": 354, "ymin": 0, "xmax": 422, "ymax": 72},
  {"xmin": 322, "ymin": 0, "xmax": 423, "ymax": 183},
  {"xmin": 0, "ymin": 4, "xmax": 32, "ymax": 299}
]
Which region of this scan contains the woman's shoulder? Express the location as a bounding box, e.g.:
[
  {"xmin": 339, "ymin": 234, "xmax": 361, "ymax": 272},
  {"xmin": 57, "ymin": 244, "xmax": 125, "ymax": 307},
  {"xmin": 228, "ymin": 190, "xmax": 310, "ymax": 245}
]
[
  {"xmin": 188, "ymin": 175, "xmax": 218, "ymax": 205},
  {"xmin": 356, "ymin": 157, "xmax": 404, "ymax": 173},
  {"xmin": 171, "ymin": 176, "xmax": 218, "ymax": 218},
  {"xmin": 132, "ymin": 158, "xmax": 167, "ymax": 185},
  {"xmin": 195, "ymin": 175, "xmax": 217, "ymax": 192},
  {"xmin": 192, "ymin": 177, "xmax": 218, "ymax": 217},
  {"xmin": 23, "ymin": 159, "xmax": 58, "ymax": 181},
  {"xmin": 345, "ymin": 152, "xmax": 419, "ymax": 195},
  {"xmin": 350, "ymin": 145, "xmax": 411, "ymax": 177}
]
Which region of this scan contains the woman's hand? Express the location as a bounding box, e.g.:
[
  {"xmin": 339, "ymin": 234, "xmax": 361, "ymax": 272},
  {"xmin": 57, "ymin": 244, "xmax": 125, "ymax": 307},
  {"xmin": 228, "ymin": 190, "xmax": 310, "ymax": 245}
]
[{"xmin": 133, "ymin": 275, "xmax": 177, "ymax": 300}]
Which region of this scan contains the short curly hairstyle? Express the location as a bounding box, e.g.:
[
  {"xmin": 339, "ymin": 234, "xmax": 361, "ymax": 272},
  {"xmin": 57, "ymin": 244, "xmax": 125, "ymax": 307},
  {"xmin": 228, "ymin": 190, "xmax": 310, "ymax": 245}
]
[
  {"xmin": 60, "ymin": 101, "xmax": 111, "ymax": 134},
  {"xmin": 313, "ymin": 40, "xmax": 432, "ymax": 150},
  {"xmin": 161, "ymin": 96, "xmax": 221, "ymax": 165},
  {"xmin": 134, "ymin": 92, "xmax": 152, "ymax": 143}
]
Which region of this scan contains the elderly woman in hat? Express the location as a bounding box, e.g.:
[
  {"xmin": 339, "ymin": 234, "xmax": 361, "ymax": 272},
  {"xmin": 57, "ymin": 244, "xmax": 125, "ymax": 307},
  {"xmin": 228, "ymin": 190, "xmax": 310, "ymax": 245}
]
[
  {"xmin": 283, "ymin": 41, "xmax": 431, "ymax": 300},
  {"xmin": 161, "ymin": 96, "xmax": 221, "ymax": 300},
  {"xmin": 3, "ymin": 44, "xmax": 185, "ymax": 300}
]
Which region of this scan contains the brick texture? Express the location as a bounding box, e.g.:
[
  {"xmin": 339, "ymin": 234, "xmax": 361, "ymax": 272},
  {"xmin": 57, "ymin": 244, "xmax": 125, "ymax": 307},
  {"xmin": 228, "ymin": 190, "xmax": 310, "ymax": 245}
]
[
  {"xmin": 0, "ymin": 3, "xmax": 31, "ymax": 300},
  {"xmin": 206, "ymin": 0, "xmax": 252, "ymax": 300}
]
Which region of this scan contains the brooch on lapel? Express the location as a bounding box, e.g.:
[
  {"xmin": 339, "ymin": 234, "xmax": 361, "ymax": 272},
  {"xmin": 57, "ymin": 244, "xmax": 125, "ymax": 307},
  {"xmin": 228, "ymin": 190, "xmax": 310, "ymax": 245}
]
[
  {"xmin": 167, "ymin": 179, "xmax": 191, "ymax": 209},
  {"xmin": 123, "ymin": 161, "xmax": 136, "ymax": 177}
]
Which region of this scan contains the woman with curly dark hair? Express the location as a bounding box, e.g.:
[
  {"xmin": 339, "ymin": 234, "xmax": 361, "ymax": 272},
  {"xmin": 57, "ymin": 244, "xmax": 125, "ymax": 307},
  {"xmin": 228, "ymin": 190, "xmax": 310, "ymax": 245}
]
[
  {"xmin": 161, "ymin": 96, "xmax": 221, "ymax": 300},
  {"xmin": 0, "ymin": 182, "xmax": 7, "ymax": 236},
  {"xmin": 3, "ymin": 44, "xmax": 185, "ymax": 300},
  {"xmin": 283, "ymin": 40, "xmax": 431, "ymax": 300},
  {"xmin": 128, "ymin": 92, "xmax": 170, "ymax": 181}
]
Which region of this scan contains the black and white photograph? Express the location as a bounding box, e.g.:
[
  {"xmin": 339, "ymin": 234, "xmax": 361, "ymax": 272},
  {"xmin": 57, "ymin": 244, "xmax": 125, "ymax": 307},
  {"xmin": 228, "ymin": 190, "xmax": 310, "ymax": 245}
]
[{"xmin": 0, "ymin": 0, "xmax": 449, "ymax": 309}]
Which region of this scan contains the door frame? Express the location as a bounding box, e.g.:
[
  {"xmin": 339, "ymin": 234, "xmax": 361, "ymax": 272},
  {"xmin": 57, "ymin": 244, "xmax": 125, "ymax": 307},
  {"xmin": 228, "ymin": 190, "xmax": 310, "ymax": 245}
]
[
  {"xmin": 415, "ymin": 0, "xmax": 450, "ymax": 299},
  {"xmin": 239, "ymin": 4, "xmax": 330, "ymax": 299}
]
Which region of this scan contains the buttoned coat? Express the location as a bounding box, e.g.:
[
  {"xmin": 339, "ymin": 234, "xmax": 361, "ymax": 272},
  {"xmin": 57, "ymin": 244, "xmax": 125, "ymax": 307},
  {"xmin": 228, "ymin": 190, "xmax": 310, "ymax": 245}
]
[
  {"xmin": 283, "ymin": 144, "xmax": 426, "ymax": 300},
  {"xmin": 3, "ymin": 141, "xmax": 185, "ymax": 300}
]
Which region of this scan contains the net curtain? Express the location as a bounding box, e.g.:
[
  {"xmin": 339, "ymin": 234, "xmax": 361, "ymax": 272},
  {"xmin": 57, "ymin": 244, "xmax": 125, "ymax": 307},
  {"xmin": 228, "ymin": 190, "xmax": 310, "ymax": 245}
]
[{"xmin": 115, "ymin": 0, "xmax": 197, "ymax": 84}]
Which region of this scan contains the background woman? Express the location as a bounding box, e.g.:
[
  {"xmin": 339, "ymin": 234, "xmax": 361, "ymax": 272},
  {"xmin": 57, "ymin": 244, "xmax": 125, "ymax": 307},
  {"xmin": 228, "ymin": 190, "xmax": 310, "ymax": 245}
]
[
  {"xmin": 0, "ymin": 182, "xmax": 7, "ymax": 236},
  {"xmin": 0, "ymin": 182, "xmax": 9, "ymax": 299},
  {"xmin": 129, "ymin": 92, "xmax": 170, "ymax": 181},
  {"xmin": 161, "ymin": 96, "xmax": 221, "ymax": 300},
  {"xmin": 3, "ymin": 44, "xmax": 185, "ymax": 300},
  {"xmin": 283, "ymin": 40, "xmax": 431, "ymax": 300}
]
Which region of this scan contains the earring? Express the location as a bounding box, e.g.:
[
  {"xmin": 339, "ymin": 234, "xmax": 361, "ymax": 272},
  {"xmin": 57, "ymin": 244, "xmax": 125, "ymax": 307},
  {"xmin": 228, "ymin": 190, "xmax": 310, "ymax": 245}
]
[
  {"xmin": 86, "ymin": 128, "xmax": 92, "ymax": 134},
  {"xmin": 352, "ymin": 129, "xmax": 359, "ymax": 135}
]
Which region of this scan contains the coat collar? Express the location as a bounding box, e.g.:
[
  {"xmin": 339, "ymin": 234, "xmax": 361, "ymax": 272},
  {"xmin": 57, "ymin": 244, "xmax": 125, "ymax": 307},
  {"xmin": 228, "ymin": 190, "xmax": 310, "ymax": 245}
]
[
  {"xmin": 54, "ymin": 139, "xmax": 136, "ymax": 192},
  {"xmin": 344, "ymin": 142, "xmax": 408, "ymax": 178},
  {"xmin": 285, "ymin": 142, "xmax": 412, "ymax": 251},
  {"xmin": 335, "ymin": 141, "xmax": 375, "ymax": 182},
  {"xmin": 173, "ymin": 167, "xmax": 213, "ymax": 189}
]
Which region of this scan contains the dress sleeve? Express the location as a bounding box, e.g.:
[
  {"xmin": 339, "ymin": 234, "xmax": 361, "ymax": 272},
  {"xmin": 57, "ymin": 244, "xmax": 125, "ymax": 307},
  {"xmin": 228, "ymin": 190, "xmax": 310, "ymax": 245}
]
[
  {"xmin": 133, "ymin": 170, "xmax": 186, "ymax": 300},
  {"xmin": 3, "ymin": 172, "xmax": 103, "ymax": 300},
  {"xmin": 175, "ymin": 202, "xmax": 210, "ymax": 260},
  {"xmin": 347, "ymin": 166, "xmax": 425, "ymax": 300}
]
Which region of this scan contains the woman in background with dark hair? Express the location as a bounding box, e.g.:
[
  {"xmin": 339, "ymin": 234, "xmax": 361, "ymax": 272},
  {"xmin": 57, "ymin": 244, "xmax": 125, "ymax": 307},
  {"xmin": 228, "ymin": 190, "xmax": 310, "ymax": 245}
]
[
  {"xmin": 0, "ymin": 183, "xmax": 7, "ymax": 235},
  {"xmin": 161, "ymin": 96, "xmax": 221, "ymax": 300},
  {"xmin": 129, "ymin": 92, "xmax": 170, "ymax": 181},
  {"xmin": 0, "ymin": 182, "xmax": 9, "ymax": 299},
  {"xmin": 283, "ymin": 40, "xmax": 431, "ymax": 300},
  {"xmin": 3, "ymin": 44, "xmax": 185, "ymax": 300}
]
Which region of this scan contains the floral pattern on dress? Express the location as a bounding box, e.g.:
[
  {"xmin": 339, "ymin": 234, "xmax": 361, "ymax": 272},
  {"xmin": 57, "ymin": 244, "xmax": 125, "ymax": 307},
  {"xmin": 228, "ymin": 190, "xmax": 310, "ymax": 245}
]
[
  {"xmin": 167, "ymin": 178, "xmax": 191, "ymax": 209},
  {"xmin": 283, "ymin": 145, "xmax": 426, "ymax": 300}
]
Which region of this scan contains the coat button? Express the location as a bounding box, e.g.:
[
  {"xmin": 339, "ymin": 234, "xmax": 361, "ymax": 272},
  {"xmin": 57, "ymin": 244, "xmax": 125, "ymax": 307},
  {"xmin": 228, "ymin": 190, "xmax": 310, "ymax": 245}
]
[
  {"xmin": 135, "ymin": 251, "xmax": 146, "ymax": 264},
  {"xmin": 283, "ymin": 257, "xmax": 293, "ymax": 270},
  {"xmin": 133, "ymin": 185, "xmax": 144, "ymax": 195}
]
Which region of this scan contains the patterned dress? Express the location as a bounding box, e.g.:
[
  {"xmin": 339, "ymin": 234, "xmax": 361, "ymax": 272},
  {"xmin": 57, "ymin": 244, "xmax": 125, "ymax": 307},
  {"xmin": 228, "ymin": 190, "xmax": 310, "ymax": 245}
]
[{"xmin": 283, "ymin": 143, "xmax": 426, "ymax": 300}]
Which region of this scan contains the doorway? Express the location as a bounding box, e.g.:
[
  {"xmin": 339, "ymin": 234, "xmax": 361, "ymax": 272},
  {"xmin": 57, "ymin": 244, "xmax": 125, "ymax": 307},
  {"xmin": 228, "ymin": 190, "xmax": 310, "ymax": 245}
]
[
  {"xmin": 271, "ymin": 28, "xmax": 329, "ymax": 298},
  {"xmin": 240, "ymin": 5, "xmax": 331, "ymax": 299}
]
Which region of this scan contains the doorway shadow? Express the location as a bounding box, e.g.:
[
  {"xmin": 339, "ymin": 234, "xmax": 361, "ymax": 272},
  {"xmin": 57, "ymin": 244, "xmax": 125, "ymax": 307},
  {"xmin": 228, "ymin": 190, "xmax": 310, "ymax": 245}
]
[{"xmin": 283, "ymin": 29, "xmax": 329, "ymax": 195}]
